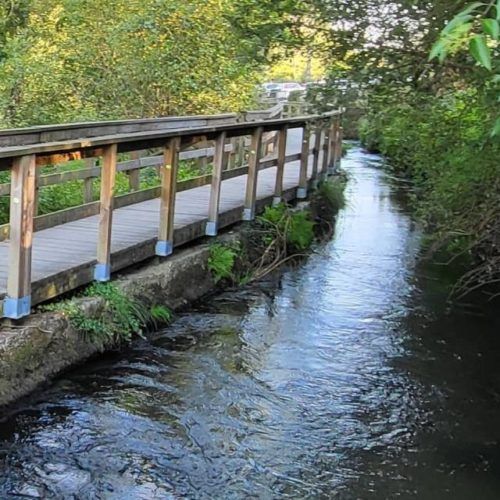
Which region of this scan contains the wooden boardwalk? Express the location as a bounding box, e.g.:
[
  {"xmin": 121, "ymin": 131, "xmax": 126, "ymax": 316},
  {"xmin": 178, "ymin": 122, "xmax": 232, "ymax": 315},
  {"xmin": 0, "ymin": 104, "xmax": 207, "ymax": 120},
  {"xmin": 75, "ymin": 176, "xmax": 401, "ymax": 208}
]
[
  {"xmin": 0, "ymin": 109, "xmax": 342, "ymax": 318},
  {"xmin": 0, "ymin": 130, "xmax": 311, "ymax": 305}
]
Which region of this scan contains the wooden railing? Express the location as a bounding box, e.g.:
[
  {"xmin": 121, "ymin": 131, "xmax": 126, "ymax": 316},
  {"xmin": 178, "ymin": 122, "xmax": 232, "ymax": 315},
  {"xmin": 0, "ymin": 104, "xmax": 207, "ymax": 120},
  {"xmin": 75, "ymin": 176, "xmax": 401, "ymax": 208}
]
[{"xmin": 0, "ymin": 107, "xmax": 343, "ymax": 319}]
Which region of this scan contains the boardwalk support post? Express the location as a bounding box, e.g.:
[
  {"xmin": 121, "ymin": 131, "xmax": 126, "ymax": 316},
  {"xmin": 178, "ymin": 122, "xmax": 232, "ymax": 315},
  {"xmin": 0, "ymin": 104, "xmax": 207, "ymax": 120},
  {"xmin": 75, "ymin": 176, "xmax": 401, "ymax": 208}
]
[
  {"xmin": 4, "ymin": 154, "xmax": 36, "ymax": 319},
  {"xmin": 156, "ymin": 136, "xmax": 180, "ymax": 256},
  {"xmin": 273, "ymin": 125, "xmax": 288, "ymax": 206},
  {"xmin": 243, "ymin": 127, "xmax": 263, "ymax": 221},
  {"xmin": 206, "ymin": 131, "xmax": 227, "ymax": 236},
  {"xmin": 297, "ymin": 125, "xmax": 310, "ymax": 199},
  {"xmin": 94, "ymin": 144, "xmax": 117, "ymax": 281}
]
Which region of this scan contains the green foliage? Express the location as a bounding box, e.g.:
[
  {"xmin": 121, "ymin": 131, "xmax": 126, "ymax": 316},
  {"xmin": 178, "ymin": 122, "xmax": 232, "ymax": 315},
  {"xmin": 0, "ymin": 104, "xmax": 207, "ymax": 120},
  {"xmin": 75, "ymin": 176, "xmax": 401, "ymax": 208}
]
[
  {"xmin": 430, "ymin": 1, "xmax": 498, "ymax": 72},
  {"xmin": 41, "ymin": 282, "xmax": 172, "ymax": 346},
  {"xmin": 359, "ymin": 89, "xmax": 499, "ymax": 291},
  {"xmin": 149, "ymin": 304, "xmax": 172, "ymax": 327},
  {"xmin": 317, "ymin": 177, "xmax": 346, "ymax": 212},
  {"xmin": 208, "ymin": 243, "xmax": 240, "ymax": 283},
  {"xmin": 259, "ymin": 203, "xmax": 315, "ymax": 251},
  {"xmin": 0, "ymin": 0, "xmax": 303, "ymax": 127}
]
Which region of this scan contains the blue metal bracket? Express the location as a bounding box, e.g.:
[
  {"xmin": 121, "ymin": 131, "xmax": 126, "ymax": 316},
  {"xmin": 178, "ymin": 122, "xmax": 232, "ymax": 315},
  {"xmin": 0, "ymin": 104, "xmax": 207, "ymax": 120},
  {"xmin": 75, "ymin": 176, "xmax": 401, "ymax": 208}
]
[
  {"xmin": 155, "ymin": 240, "xmax": 173, "ymax": 257},
  {"xmin": 3, "ymin": 295, "xmax": 31, "ymax": 319},
  {"xmin": 205, "ymin": 221, "xmax": 218, "ymax": 236},
  {"xmin": 242, "ymin": 208, "xmax": 254, "ymax": 221},
  {"xmin": 94, "ymin": 263, "xmax": 111, "ymax": 282},
  {"xmin": 297, "ymin": 187, "xmax": 307, "ymax": 199}
]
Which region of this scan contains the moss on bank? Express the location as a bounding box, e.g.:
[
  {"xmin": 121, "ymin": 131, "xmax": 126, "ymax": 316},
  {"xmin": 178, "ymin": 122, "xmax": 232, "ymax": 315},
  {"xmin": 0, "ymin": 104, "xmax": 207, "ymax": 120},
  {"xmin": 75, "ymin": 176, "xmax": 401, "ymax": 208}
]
[{"xmin": 40, "ymin": 282, "xmax": 172, "ymax": 349}]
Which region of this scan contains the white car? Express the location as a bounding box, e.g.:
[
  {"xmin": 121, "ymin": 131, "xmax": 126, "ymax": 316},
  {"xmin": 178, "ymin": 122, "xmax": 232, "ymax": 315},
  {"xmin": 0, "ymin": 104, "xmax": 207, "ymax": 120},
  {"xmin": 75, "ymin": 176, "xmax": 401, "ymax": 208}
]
[{"xmin": 276, "ymin": 82, "xmax": 306, "ymax": 100}]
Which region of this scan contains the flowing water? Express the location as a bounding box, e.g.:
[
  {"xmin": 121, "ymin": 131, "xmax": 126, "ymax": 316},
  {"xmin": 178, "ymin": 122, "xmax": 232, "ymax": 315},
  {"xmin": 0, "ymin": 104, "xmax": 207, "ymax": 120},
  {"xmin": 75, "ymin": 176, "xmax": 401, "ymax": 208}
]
[{"xmin": 1, "ymin": 146, "xmax": 499, "ymax": 499}]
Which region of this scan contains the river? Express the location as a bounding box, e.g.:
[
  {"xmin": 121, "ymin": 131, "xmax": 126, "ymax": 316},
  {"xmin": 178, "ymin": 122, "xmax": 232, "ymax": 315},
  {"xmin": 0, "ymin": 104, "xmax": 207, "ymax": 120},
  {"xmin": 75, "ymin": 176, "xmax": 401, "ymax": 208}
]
[{"xmin": 1, "ymin": 145, "xmax": 499, "ymax": 499}]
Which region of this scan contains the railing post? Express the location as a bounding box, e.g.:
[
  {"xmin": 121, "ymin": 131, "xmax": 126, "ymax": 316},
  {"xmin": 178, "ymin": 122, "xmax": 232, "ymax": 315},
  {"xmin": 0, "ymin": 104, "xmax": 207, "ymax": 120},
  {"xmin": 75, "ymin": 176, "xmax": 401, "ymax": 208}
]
[
  {"xmin": 229, "ymin": 137, "xmax": 237, "ymax": 169},
  {"xmin": 128, "ymin": 151, "xmax": 141, "ymax": 191},
  {"xmin": 206, "ymin": 131, "xmax": 227, "ymax": 236},
  {"xmin": 311, "ymin": 127, "xmax": 322, "ymax": 189},
  {"xmin": 34, "ymin": 168, "xmax": 41, "ymax": 216},
  {"xmin": 273, "ymin": 125, "xmax": 288, "ymax": 206},
  {"xmin": 4, "ymin": 154, "xmax": 36, "ymax": 319},
  {"xmin": 237, "ymin": 137, "xmax": 245, "ymax": 167},
  {"xmin": 335, "ymin": 124, "xmax": 344, "ymax": 170},
  {"xmin": 243, "ymin": 127, "xmax": 263, "ymax": 221},
  {"xmin": 328, "ymin": 119, "xmax": 338, "ymax": 175},
  {"xmin": 94, "ymin": 143, "xmax": 117, "ymax": 281},
  {"xmin": 156, "ymin": 136, "xmax": 180, "ymax": 256},
  {"xmin": 83, "ymin": 158, "xmax": 96, "ymax": 204},
  {"xmin": 297, "ymin": 125, "xmax": 311, "ymax": 199},
  {"xmin": 320, "ymin": 125, "xmax": 330, "ymax": 181}
]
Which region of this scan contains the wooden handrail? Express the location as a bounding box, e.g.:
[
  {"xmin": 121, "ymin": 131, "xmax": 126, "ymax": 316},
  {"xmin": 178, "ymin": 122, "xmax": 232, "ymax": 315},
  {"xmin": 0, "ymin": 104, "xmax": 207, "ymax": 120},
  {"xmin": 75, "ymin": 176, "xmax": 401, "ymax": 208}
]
[
  {"xmin": 0, "ymin": 107, "xmax": 343, "ymax": 318},
  {"xmin": 0, "ymin": 112, "xmax": 340, "ymax": 163}
]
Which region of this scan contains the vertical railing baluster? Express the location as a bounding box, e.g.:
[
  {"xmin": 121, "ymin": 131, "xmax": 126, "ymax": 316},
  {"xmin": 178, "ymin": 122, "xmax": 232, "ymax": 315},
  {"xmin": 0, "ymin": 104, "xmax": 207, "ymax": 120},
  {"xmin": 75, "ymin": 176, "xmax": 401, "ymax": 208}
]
[
  {"xmin": 336, "ymin": 124, "xmax": 344, "ymax": 171},
  {"xmin": 243, "ymin": 127, "xmax": 263, "ymax": 221},
  {"xmin": 128, "ymin": 151, "xmax": 141, "ymax": 191},
  {"xmin": 273, "ymin": 125, "xmax": 288, "ymax": 206},
  {"xmin": 94, "ymin": 144, "xmax": 117, "ymax": 281},
  {"xmin": 4, "ymin": 154, "xmax": 36, "ymax": 319},
  {"xmin": 320, "ymin": 125, "xmax": 330, "ymax": 181},
  {"xmin": 156, "ymin": 136, "xmax": 180, "ymax": 256},
  {"xmin": 206, "ymin": 131, "xmax": 228, "ymax": 236},
  {"xmin": 83, "ymin": 158, "xmax": 95, "ymax": 204},
  {"xmin": 311, "ymin": 127, "xmax": 322, "ymax": 189},
  {"xmin": 297, "ymin": 125, "xmax": 311, "ymax": 199},
  {"xmin": 328, "ymin": 119, "xmax": 338, "ymax": 175}
]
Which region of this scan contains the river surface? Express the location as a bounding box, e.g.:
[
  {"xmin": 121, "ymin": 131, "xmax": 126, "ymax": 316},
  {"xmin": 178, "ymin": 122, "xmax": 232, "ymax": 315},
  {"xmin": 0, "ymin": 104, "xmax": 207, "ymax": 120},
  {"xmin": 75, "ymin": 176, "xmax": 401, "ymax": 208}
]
[{"xmin": 1, "ymin": 146, "xmax": 500, "ymax": 499}]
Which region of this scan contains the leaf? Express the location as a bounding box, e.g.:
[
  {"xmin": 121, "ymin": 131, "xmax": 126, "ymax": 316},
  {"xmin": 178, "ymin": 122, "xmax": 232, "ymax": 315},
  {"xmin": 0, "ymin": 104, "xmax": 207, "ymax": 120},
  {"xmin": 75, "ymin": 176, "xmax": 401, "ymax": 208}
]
[
  {"xmin": 429, "ymin": 39, "xmax": 447, "ymax": 61},
  {"xmin": 469, "ymin": 35, "xmax": 492, "ymax": 70},
  {"xmin": 497, "ymin": 0, "xmax": 500, "ymax": 21},
  {"xmin": 459, "ymin": 2, "xmax": 485, "ymax": 16},
  {"xmin": 482, "ymin": 18, "xmax": 500, "ymax": 39},
  {"xmin": 442, "ymin": 14, "xmax": 473, "ymax": 35},
  {"xmin": 491, "ymin": 117, "xmax": 500, "ymax": 137}
]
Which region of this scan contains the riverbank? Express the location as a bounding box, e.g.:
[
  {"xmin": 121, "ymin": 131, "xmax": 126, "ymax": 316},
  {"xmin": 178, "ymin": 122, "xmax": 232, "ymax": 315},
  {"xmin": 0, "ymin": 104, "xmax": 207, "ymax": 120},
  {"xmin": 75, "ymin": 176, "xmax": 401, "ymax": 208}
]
[{"xmin": 0, "ymin": 176, "xmax": 345, "ymax": 408}]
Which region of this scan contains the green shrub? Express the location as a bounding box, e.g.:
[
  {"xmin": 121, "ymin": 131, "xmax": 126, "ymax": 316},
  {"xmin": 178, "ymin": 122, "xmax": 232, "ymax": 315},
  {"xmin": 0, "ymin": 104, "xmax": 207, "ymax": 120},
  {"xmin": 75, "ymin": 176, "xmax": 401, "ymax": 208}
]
[
  {"xmin": 259, "ymin": 203, "xmax": 315, "ymax": 251},
  {"xmin": 360, "ymin": 88, "xmax": 500, "ymax": 295},
  {"xmin": 208, "ymin": 243, "xmax": 240, "ymax": 283}
]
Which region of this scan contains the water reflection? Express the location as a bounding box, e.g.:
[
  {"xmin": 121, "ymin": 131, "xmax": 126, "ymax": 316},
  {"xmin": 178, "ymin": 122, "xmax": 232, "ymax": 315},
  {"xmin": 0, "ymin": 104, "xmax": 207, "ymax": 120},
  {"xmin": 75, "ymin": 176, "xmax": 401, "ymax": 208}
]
[{"xmin": 1, "ymin": 147, "xmax": 499, "ymax": 499}]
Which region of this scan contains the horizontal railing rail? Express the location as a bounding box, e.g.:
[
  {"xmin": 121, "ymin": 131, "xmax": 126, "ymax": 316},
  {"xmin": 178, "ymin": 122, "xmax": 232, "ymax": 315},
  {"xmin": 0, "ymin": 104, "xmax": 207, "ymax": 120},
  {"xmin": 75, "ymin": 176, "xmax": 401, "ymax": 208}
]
[
  {"xmin": 0, "ymin": 106, "xmax": 343, "ymax": 319},
  {"xmin": 0, "ymin": 113, "xmax": 239, "ymax": 148}
]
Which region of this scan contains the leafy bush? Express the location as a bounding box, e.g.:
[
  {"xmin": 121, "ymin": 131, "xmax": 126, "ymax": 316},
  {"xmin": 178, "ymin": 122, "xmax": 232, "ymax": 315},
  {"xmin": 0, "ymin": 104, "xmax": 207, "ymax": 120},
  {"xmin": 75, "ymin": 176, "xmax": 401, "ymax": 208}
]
[
  {"xmin": 208, "ymin": 243, "xmax": 240, "ymax": 283},
  {"xmin": 259, "ymin": 203, "xmax": 315, "ymax": 251},
  {"xmin": 360, "ymin": 88, "xmax": 500, "ymax": 295}
]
